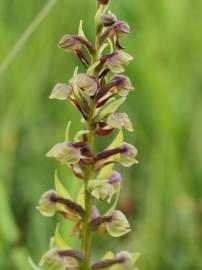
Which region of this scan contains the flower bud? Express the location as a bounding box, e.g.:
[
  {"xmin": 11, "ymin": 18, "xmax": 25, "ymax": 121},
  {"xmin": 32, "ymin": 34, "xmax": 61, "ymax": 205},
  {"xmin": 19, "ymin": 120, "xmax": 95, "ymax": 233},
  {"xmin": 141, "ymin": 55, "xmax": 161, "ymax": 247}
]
[
  {"xmin": 103, "ymin": 51, "xmax": 133, "ymax": 73},
  {"xmin": 112, "ymin": 21, "xmax": 130, "ymax": 49},
  {"xmin": 116, "ymin": 251, "xmax": 134, "ymax": 269},
  {"xmin": 58, "ymin": 35, "xmax": 81, "ymax": 52},
  {"xmin": 89, "ymin": 180, "xmax": 115, "ymax": 203},
  {"xmin": 111, "ymin": 75, "xmax": 134, "ymax": 96},
  {"xmin": 37, "ymin": 190, "xmax": 84, "ymax": 218},
  {"xmin": 46, "ymin": 142, "xmax": 81, "ymax": 165},
  {"xmin": 58, "ymin": 34, "xmax": 95, "ymax": 56},
  {"xmin": 109, "ymin": 170, "xmax": 122, "ymax": 185},
  {"xmin": 76, "ymin": 73, "xmax": 97, "ymax": 96},
  {"xmin": 40, "ymin": 248, "xmax": 83, "ymax": 270},
  {"xmin": 114, "ymin": 21, "xmax": 130, "ymax": 36},
  {"xmin": 106, "ymin": 210, "xmax": 131, "ymax": 237},
  {"xmin": 49, "ymin": 83, "xmax": 73, "ymax": 100},
  {"xmin": 96, "ymin": 75, "xmax": 133, "ymax": 102},
  {"xmin": 40, "ymin": 248, "xmax": 67, "ymax": 270},
  {"xmin": 120, "ymin": 142, "xmax": 138, "ymax": 167},
  {"xmin": 37, "ymin": 190, "xmax": 58, "ymax": 217},
  {"xmin": 107, "ymin": 112, "xmax": 133, "ymax": 132},
  {"xmin": 101, "ymin": 13, "xmax": 117, "ymax": 27},
  {"xmin": 91, "ymin": 251, "xmax": 139, "ymax": 270}
]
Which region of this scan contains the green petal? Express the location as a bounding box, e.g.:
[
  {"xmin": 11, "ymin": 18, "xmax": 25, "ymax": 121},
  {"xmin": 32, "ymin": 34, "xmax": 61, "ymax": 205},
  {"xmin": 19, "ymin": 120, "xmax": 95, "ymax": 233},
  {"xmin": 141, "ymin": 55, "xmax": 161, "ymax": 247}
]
[
  {"xmin": 107, "ymin": 112, "xmax": 134, "ymax": 132},
  {"xmin": 49, "ymin": 83, "xmax": 72, "ymax": 100},
  {"xmin": 46, "ymin": 142, "xmax": 81, "ymax": 164},
  {"xmin": 106, "ymin": 210, "xmax": 131, "ymax": 237},
  {"xmin": 108, "ymin": 62, "xmax": 125, "ymax": 73}
]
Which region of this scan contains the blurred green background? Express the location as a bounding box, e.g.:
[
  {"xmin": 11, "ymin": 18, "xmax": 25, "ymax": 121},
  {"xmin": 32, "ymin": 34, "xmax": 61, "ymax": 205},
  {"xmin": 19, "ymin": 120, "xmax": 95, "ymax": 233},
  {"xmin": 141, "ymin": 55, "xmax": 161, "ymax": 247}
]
[{"xmin": 0, "ymin": 0, "xmax": 202, "ymax": 269}]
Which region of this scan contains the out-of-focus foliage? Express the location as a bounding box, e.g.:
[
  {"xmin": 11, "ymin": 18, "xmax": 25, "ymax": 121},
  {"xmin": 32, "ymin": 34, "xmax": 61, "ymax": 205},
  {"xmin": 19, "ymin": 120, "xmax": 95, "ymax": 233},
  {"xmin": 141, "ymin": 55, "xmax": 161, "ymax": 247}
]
[{"xmin": 0, "ymin": 0, "xmax": 202, "ymax": 269}]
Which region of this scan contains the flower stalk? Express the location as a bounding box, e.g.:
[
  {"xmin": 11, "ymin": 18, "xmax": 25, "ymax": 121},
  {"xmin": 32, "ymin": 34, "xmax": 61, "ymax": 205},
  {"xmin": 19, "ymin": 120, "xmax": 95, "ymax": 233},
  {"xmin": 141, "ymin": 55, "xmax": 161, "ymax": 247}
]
[{"xmin": 34, "ymin": 1, "xmax": 140, "ymax": 270}]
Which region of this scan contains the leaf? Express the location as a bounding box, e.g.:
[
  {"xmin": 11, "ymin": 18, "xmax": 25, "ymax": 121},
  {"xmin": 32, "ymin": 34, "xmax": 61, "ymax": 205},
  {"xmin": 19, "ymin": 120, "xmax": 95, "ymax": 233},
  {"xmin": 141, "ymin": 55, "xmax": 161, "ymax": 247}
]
[
  {"xmin": 55, "ymin": 223, "xmax": 71, "ymax": 250},
  {"xmin": 97, "ymin": 130, "xmax": 123, "ymax": 179},
  {"xmin": 78, "ymin": 20, "xmax": 87, "ymax": 39},
  {"xmin": 65, "ymin": 121, "xmax": 71, "ymax": 141},
  {"xmin": 76, "ymin": 186, "xmax": 85, "ymax": 209},
  {"xmin": 106, "ymin": 183, "xmax": 121, "ymax": 215},
  {"xmin": 54, "ymin": 170, "xmax": 72, "ymax": 200},
  {"xmin": 97, "ymin": 97, "xmax": 126, "ymax": 120}
]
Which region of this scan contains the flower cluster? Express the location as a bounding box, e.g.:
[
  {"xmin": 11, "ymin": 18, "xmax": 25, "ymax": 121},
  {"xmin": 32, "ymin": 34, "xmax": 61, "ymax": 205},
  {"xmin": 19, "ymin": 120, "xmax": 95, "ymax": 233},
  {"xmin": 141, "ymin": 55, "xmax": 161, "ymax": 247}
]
[{"xmin": 32, "ymin": 1, "xmax": 140, "ymax": 270}]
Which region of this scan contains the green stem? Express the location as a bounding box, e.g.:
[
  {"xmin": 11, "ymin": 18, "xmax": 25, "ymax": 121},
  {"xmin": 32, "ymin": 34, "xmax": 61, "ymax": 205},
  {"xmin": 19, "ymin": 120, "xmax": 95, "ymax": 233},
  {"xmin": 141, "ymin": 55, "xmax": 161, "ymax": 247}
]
[
  {"xmin": 82, "ymin": 3, "xmax": 101, "ymax": 270},
  {"xmin": 82, "ymin": 106, "xmax": 95, "ymax": 270}
]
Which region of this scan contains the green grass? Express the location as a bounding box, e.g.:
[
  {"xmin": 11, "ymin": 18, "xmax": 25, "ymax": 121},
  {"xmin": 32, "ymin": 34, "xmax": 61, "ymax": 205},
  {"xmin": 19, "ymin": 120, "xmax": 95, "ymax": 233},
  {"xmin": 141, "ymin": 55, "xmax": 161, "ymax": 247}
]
[{"xmin": 0, "ymin": 0, "xmax": 202, "ymax": 269}]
